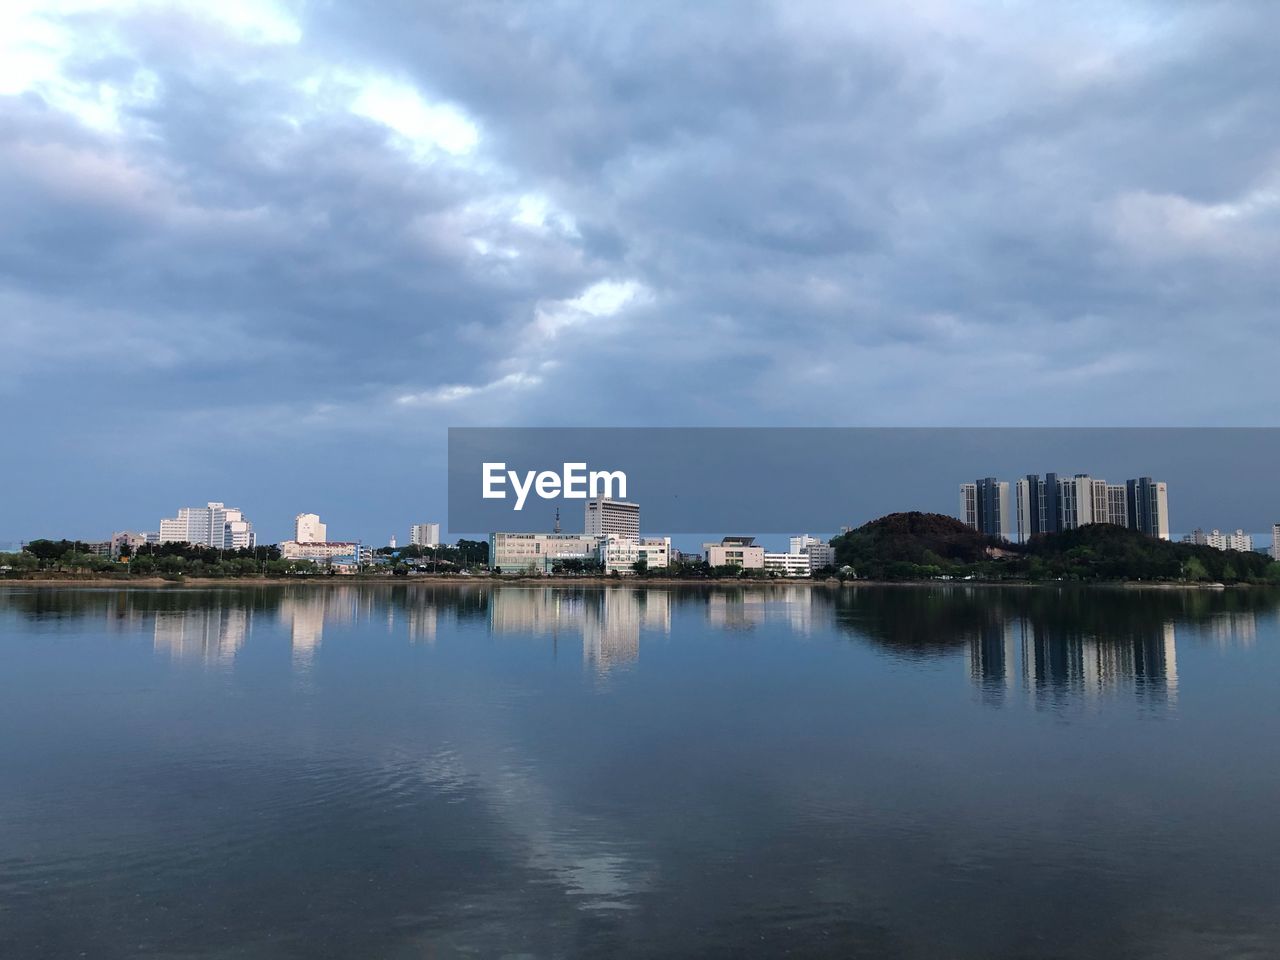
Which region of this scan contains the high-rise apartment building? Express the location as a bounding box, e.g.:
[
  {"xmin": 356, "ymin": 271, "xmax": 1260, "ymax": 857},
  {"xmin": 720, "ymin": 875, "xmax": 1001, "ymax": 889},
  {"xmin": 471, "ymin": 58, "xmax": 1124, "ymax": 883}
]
[
  {"xmin": 294, "ymin": 513, "xmax": 326, "ymax": 543},
  {"xmin": 410, "ymin": 523, "xmax": 440, "ymax": 547},
  {"xmin": 1186, "ymin": 529, "xmax": 1252, "ymax": 552},
  {"xmin": 584, "ymin": 498, "xmax": 640, "ymax": 539},
  {"xmin": 1272, "ymin": 523, "xmax": 1280, "ymax": 561},
  {"xmin": 960, "ymin": 478, "xmax": 1012, "ymax": 540},
  {"xmin": 1126, "ymin": 477, "xmax": 1170, "ymax": 540},
  {"xmin": 159, "ymin": 503, "xmax": 256, "ymax": 549},
  {"xmin": 1015, "ymin": 474, "xmax": 1152, "ymax": 542}
]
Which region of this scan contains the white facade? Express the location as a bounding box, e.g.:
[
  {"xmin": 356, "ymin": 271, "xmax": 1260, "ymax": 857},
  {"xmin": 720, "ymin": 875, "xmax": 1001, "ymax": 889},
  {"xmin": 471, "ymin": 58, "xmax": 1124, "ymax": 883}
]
[
  {"xmin": 789, "ymin": 534, "xmax": 821, "ymax": 555},
  {"xmin": 584, "ymin": 498, "xmax": 640, "ymax": 539},
  {"xmin": 703, "ymin": 537, "xmax": 766, "ymax": 569},
  {"xmin": 764, "ymin": 552, "xmax": 811, "ymax": 577},
  {"xmin": 598, "ymin": 535, "xmax": 671, "ymax": 574},
  {"xmin": 1188, "ymin": 528, "xmax": 1253, "ymax": 552},
  {"xmin": 295, "ymin": 513, "xmax": 326, "ymax": 543},
  {"xmin": 159, "ymin": 503, "xmax": 256, "ymax": 549},
  {"xmin": 110, "ymin": 531, "xmax": 150, "ymax": 558},
  {"xmin": 410, "ymin": 523, "xmax": 440, "ymax": 547},
  {"xmin": 280, "ymin": 540, "xmax": 361, "ymax": 561},
  {"xmin": 803, "ymin": 542, "xmax": 836, "ymax": 570},
  {"xmin": 1272, "ymin": 523, "xmax": 1280, "ymax": 561}
]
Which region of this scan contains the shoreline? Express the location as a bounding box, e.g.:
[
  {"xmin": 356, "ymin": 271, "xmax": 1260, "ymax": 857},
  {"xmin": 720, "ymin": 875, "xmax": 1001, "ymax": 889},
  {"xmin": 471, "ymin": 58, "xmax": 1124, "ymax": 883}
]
[{"xmin": 0, "ymin": 575, "xmax": 1251, "ymax": 591}]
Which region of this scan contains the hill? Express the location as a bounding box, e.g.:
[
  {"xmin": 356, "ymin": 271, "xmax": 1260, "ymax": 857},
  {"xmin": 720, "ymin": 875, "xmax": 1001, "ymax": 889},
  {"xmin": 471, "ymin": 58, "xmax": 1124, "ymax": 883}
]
[{"xmin": 830, "ymin": 512, "xmax": 1011, "ymax": 578}]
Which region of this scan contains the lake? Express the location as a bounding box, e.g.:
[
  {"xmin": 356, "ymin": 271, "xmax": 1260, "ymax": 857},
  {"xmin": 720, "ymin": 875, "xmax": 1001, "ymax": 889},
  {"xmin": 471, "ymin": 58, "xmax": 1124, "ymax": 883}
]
[{"xmin": 1, "ymin": 583, "xmax": 1277, "ymax": 958}]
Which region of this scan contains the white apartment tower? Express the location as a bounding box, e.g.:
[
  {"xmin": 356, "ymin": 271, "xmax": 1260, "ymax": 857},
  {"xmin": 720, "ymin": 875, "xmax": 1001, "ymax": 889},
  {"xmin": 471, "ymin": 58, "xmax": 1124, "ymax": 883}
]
[
  {"xmin": 294, "ymin": 513, "xmax": 326, "ymax": 543},
  {"xmin": 410, "ymin": 523, "xmax": 440, "ymax": 547},
  {"xmin": 1272, "ymin": 523, "xmax": 1280, "ymax": 561},
  {"xmin": 584, "ymin": 498, "xmax": 640, "ymax": 539}
]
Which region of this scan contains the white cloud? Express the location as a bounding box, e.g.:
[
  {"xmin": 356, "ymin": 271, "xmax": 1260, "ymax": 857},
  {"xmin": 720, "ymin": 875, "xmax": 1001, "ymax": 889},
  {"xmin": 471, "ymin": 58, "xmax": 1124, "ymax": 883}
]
[{"xmin": 349, "ymin": 74, "xmax": 480, "ymax": 158}]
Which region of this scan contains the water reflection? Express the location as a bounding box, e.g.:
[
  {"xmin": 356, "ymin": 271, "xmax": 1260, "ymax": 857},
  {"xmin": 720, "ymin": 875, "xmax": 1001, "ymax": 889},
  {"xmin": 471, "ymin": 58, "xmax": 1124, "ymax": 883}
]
[{"xmin": 0, "ymin": 583, "xmax": 1270, "ymax": 706}]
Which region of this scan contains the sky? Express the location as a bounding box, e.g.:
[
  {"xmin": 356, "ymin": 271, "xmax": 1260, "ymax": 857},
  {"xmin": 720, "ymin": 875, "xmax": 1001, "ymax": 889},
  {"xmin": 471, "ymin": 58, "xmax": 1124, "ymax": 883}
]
[{"xmin": 2, "ymin": 0, "xmax": 1279, "ymax": 544}]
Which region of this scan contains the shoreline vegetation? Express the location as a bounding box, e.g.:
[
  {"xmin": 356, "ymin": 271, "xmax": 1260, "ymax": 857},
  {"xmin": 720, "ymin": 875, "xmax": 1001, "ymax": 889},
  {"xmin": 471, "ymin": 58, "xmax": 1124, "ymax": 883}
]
[{"xmin": 4, "ymin": 512, "xmax": 1278, "ymax": 587}]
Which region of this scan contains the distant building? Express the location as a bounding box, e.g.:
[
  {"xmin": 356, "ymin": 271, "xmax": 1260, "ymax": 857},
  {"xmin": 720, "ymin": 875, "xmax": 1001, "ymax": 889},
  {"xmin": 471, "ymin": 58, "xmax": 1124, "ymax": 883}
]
[
  {"xmin": 159, "ymin": 502, "xmax": 256, "ymax": 549},
  {"xmin": 584, "ymin": 498, "xmax": 640, "ymax": 539},
  {"xmin": 1015, "ymin": 474, "xmax": 1164, "ymax": 541},
  {"xmin": 294, "ymin": 513, "xmax": 326, "ymax": 543},
  {"xmin": 802, "ymin": 542, "xmax": 836, "ymax": 570},
  {"xmin": 764, "ymin": 552, "xmax": 811, "ymax": 577},
  {"xmin": 1126, "ymin": 477, "xmax": 1170, "ymax": 540},
  {"xmin": 389, "ymin": 535, "xmax": 397, "ymax": 549},
  {"xmin": 789, "ymin": 534, "xmax": 822, "ymax": 555},
  {"xmin": 598, "ymin": 535, "xmax": 671, "ymax": 574},
  {"xmin": 110, "ymin": 531, "xmax": 151, "ymax": 558},
  {"xmin": 1185, "ymin": 529, "xmax": 1252, "ymax": 552},
  {"xmin": 960, "ymin": 478, "xmax": 1012, "ymax": 540},
  {"xmin": 280, "ymin": 541, "xmax": 362, "ymax": 562},
  {"xmin": 410, "ymin": 523, "xmax": 440, "ymax": 547},
  {"xmin": 489, "ymin": 532, "xmax": 600, "ymax": 574},
  {"xmin": 703, "ymin": 536, "xmax": 765, "ymax": 570},
  {"xmin": 1272, "ymin": 523, "xmax": 1280, "ymax": 561}
]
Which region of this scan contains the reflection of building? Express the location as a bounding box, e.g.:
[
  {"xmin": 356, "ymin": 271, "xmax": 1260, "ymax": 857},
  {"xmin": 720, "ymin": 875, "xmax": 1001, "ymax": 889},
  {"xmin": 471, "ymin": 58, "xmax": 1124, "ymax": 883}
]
[
  {"xmin": 1012, "ymin": 617, "xmax": 1179, "ymax": 707},
  {"xmin": 584, "ymin": 499, "xmax": 640, "ymax": 539},
  {"xmin": 153, "ymin": 606, "xmax": 249, "ymax": 664},
  {"xmin": 706, "ymin": 590, "xmax": 769, "ymax": 629},
  {"xmin": 488, "ymin": 587, "xmax": 669, "ymax": 674},
  {"xmin": 1199, "ymin": 611, "xmax": 1258, "ymax": 648},
  {"xmin": 966, "ymin": 621, "xmax": 1018, "ymax": 705}
]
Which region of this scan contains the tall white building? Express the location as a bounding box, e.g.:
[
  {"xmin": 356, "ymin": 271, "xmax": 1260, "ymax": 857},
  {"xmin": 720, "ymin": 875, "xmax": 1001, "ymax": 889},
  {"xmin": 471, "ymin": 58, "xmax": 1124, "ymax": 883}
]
[
  {"xmin": 410, "ymin": 523, "xmax": 440, "ymax": 547},
  {"xmin": 294, "ymin": 513, "xmax": 326, "ymax": 543},
  {"xmin": 584, "ymin": 498, "xmax": 640, "ymax": 539},
  {"xmin": 1272, "ymin": 523, "xmax": 1280, "ymax": 561},
  {"xmin": 789, "ymin": 534, "xmax": 822, "ymax": 554},
  {"xmin": 159, "ymin": 502, "xmax": 256, "ymax": 549}
]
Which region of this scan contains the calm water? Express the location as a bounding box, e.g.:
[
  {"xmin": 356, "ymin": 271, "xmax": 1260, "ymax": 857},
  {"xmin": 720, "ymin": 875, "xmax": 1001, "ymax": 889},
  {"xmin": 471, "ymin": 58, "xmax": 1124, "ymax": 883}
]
[{"xmin": 1, "ymin": 584, "xmax": 1278, "ymax": 959}]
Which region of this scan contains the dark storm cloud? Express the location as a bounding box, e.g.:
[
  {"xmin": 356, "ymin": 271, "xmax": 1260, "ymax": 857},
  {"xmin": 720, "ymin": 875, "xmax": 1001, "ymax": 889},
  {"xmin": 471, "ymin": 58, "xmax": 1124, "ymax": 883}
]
[{"xmin": 1, "ymin": 0, "xmax": 1279, "ymax": 539}]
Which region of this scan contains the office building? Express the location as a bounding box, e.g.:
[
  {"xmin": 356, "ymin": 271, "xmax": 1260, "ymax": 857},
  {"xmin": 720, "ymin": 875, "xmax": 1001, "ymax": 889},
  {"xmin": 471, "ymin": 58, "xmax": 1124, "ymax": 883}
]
[
  {"xmin": 960, "ymin": 478, "xmax": 1012, "ymax": 540},
  {"xmin": 584, "ymin": 498, "xmax": 640, "ymax": 539},
  {"xmin": 489, "ymin": 532, "xmax": 601, "ymax": 574},
  {"xmin": 294, "ymin": 513, "xmax": 326, "ymax": 543},
  {"xmin": 410, "ymin": 523, "xmax": 440, "ymax": 547},
  {"xmin": 1126, "ymin": 477, "xmax": 1170, "ymax": 540},
  {"xmin": 1272, "ymin": 523, "xmax": 1280, "ymax": 561},
  {"xmin": 158, "ymin": 502, "xmax": 256, "ymax": 549},
  {"xmin": 703, "ymin": 536, "xmax": 766, "ymax": 570},
  {"xmin": 802, "ymin": 542, "xmax": 836, "ymax": 570}
]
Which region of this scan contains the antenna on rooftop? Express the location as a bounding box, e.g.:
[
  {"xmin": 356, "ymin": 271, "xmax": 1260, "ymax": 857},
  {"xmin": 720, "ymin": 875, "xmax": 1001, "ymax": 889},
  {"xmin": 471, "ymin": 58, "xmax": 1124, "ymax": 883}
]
[{"xmin": 554, "ymin": 508, "xmax": 561, "ymax": 534}]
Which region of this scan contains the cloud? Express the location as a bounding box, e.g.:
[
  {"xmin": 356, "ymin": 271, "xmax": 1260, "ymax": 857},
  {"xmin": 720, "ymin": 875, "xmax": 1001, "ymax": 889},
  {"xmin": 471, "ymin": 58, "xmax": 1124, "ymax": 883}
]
[{"xmin": 2, "ymin": 0, "xmax": 1280, "ymax": 537}]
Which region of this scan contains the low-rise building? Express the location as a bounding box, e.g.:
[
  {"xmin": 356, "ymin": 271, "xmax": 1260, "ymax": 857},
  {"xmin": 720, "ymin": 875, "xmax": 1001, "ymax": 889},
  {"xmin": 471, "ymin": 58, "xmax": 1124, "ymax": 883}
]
[
  {"xmin": 764, "ymin": 552, "xmax": 811, "ymax": 577},
  {"xmin": 598, "ymin": 535, "xmax": 671, "ymax": 574},
  {"xmin": 803, "ymin": 542, "xmax": 836, "ymax": 570},
  {"xmin": 110, "ymin": 531, "xmax": 151, "ymax": 558},
  {"xmin": 703, "ymin": 536, "xmax": 765, "ymax": 570},
  {"xmin": 280, "ymin": 541, "xmax": 362, "ymax": 562},
  {"xmin": 489, "ymin": 532, "xmax": 601, "ymax": 574}
]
